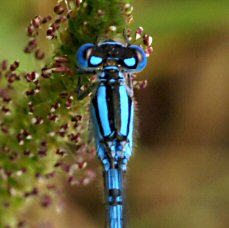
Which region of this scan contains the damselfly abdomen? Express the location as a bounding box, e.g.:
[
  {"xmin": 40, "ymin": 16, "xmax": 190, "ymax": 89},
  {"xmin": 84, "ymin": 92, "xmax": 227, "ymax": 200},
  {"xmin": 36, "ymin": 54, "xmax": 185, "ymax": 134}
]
[{"xmin": 76, "ymin": 40, "xmax": 147, "ymax": 228}]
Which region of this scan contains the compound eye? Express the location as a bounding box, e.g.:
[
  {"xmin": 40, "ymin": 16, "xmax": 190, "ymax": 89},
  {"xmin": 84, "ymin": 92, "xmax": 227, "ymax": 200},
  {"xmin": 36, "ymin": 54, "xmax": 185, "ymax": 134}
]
[
  {"xmin": 89, "ymin": 55, "xmax": 103, "ymax": 66},
  {"xmin": 123, "ymin": 57, "xmax": 136, "ymax": 67},
  {"xmin": 76, "ymin": 43, "xmax": 94, "ymax": 69},
  {"xmin": 127, "ymin": 45, "xmax": 147, "ymax": 72}
]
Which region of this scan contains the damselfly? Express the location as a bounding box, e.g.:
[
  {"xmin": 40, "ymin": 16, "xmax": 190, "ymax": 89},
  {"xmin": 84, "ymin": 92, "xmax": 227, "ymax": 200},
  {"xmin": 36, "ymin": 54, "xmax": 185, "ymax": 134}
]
[{"xmin": 76, "ymin": 40, "xmax": 147, "ymax": 228}]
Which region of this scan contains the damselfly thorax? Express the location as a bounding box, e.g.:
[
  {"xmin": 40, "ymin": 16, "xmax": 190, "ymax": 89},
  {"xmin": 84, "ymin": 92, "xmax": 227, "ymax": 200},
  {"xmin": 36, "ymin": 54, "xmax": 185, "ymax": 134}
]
[{"xmin": 91, "ymin": 65, "xmax": 134, "ymax": 171}]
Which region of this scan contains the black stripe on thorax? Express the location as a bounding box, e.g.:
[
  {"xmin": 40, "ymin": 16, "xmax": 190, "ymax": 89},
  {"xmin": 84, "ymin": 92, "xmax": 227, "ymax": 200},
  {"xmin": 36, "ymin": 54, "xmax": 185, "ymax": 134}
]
[{"xmin": 105, "ymin": 85, "xmax": 115, "ymax": 133}]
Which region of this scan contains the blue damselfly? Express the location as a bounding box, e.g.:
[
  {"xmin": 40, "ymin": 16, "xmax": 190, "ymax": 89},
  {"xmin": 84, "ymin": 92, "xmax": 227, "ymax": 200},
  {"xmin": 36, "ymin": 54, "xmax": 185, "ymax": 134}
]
[{"xmin": 76, "ymin": 40, "xmax": 147, "ymax": 228}]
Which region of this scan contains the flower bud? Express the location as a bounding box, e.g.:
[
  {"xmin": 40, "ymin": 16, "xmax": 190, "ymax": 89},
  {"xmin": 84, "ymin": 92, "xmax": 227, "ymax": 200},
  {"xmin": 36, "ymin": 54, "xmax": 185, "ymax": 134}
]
[
  {"xmin": 143, "ymin": 34, "xmax": 153, "ymax": 46},
  {"xmin": 135, "ymin": 27, "xmax": 144, "ymax": 40},
  {"xmin": 10, "ymin": 60, "xmax": 20, "ymax": 71},
  {"xmin": 54, "ymin": 4, "xmax": 65, "ymax": 15},
  {"xmin": 145, "ymin": 46, "xmax": 153, "ymax": 57},
  {"xmin": 32, "ymin": 16, "xmax": 41, "ymax": 28}
]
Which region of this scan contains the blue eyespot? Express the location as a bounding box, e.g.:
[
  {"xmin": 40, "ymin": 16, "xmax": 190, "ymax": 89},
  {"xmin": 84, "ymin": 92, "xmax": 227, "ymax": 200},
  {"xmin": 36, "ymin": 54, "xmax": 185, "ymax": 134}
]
[
  {"xmin": 123, "ymin": 57, "xmax": 136, "ymax": 67},
  {"xmin": 90, "ymin": 56, "xmax": 103, "ymax": 66},
  {"xmin": 76, "ymin": 43, "xmax": 94, "ymax": 69}
]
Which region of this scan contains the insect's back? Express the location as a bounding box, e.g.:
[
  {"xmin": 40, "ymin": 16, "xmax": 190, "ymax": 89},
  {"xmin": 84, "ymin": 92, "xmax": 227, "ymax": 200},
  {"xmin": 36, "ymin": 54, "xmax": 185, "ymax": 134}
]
[{"xmin": 90, "ymin": 68, "xmax": 134, "ymax": 171}]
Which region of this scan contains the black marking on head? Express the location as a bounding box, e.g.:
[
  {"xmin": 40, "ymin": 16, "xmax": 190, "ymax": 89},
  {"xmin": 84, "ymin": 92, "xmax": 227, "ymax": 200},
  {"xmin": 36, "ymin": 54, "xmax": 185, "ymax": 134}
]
[{"xmin": 91, "ymin": 42, "xmax": 136, "ymax": 62}]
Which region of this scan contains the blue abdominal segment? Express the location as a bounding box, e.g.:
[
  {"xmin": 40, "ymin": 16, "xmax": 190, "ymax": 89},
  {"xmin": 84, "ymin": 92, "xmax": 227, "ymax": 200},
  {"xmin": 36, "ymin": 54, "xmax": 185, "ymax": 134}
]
[{"xmin": 104, "ymin": 169, "xmax": 125, "ymax": 228}]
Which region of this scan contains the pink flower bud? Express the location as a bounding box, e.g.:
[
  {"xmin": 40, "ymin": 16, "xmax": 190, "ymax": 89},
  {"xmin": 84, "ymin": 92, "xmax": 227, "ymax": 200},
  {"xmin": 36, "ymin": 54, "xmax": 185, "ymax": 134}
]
[
  {"xmin": 10, "ymin": 60, "xmax": 20, "ymax": 71},
  {"xmin": 145, "ymin": 46, "xmax": 153, "ymax": 57},
  {"xmin": 27, "ymin": 25, "xmax": 35, "ymax": 37},
  {"xmin": 143, "ymin": 35, "xmax": 153, "ymax": 46},
  {"xmin": 135, "ymin": 26, "xmax": 144, "ymax": 40},
  {"xmin": 32, "ymin": 16, "xmax": 41, "ymax": 28},
  {"xmin": 1, "ymin": 60, "xmax": 8, "ymax": 71},
  {"xmin": 26, "ymin": 72, "xmax": 39, "ymax": 82},
  {"xmin": 54, "ymin": 4, "xmax": 65, "ymax": 15}
]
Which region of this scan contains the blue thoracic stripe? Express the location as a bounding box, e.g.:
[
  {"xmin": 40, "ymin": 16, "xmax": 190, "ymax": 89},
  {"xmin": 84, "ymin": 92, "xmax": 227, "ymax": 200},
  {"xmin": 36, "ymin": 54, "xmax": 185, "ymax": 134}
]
[
  {"xmin": 129, "ymin": 101, "xmax": 134, "ymax": 145},
  {"xmin": 91, "ymin": 90, "xmax": 111, "ymax": 139},
  {"xmin": 96, "ymin": 86, "xmax": 112, "ymax": 137},
  {"xmin": 127, "ymin": 96, "xmax": 133, "ymax": 142},
  {"xmin": 119, "ymin": 86, "xmax": 129, "ymax": 136}
]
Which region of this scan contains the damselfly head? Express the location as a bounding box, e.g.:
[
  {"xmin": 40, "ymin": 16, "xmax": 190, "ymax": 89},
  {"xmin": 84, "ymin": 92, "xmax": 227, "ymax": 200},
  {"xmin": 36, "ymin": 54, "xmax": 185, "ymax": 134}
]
[{"xmin": 76, "ymin": 40, "xmax": 147, "ymax": 72}]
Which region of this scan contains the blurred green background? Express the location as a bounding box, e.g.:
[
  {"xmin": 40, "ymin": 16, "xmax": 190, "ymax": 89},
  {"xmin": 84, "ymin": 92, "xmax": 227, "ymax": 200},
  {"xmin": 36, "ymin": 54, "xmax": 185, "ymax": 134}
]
[{"xmin": 0, "ymin": 0, "xmax": 229, "ymax": 227}]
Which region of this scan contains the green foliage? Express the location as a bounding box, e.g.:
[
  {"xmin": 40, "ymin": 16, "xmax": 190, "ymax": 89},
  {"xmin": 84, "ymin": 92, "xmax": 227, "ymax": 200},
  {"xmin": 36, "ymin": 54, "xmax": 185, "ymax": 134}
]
[{"xmin": 134, "ymin": 0, "xmax": 229, "ymax": 37}]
